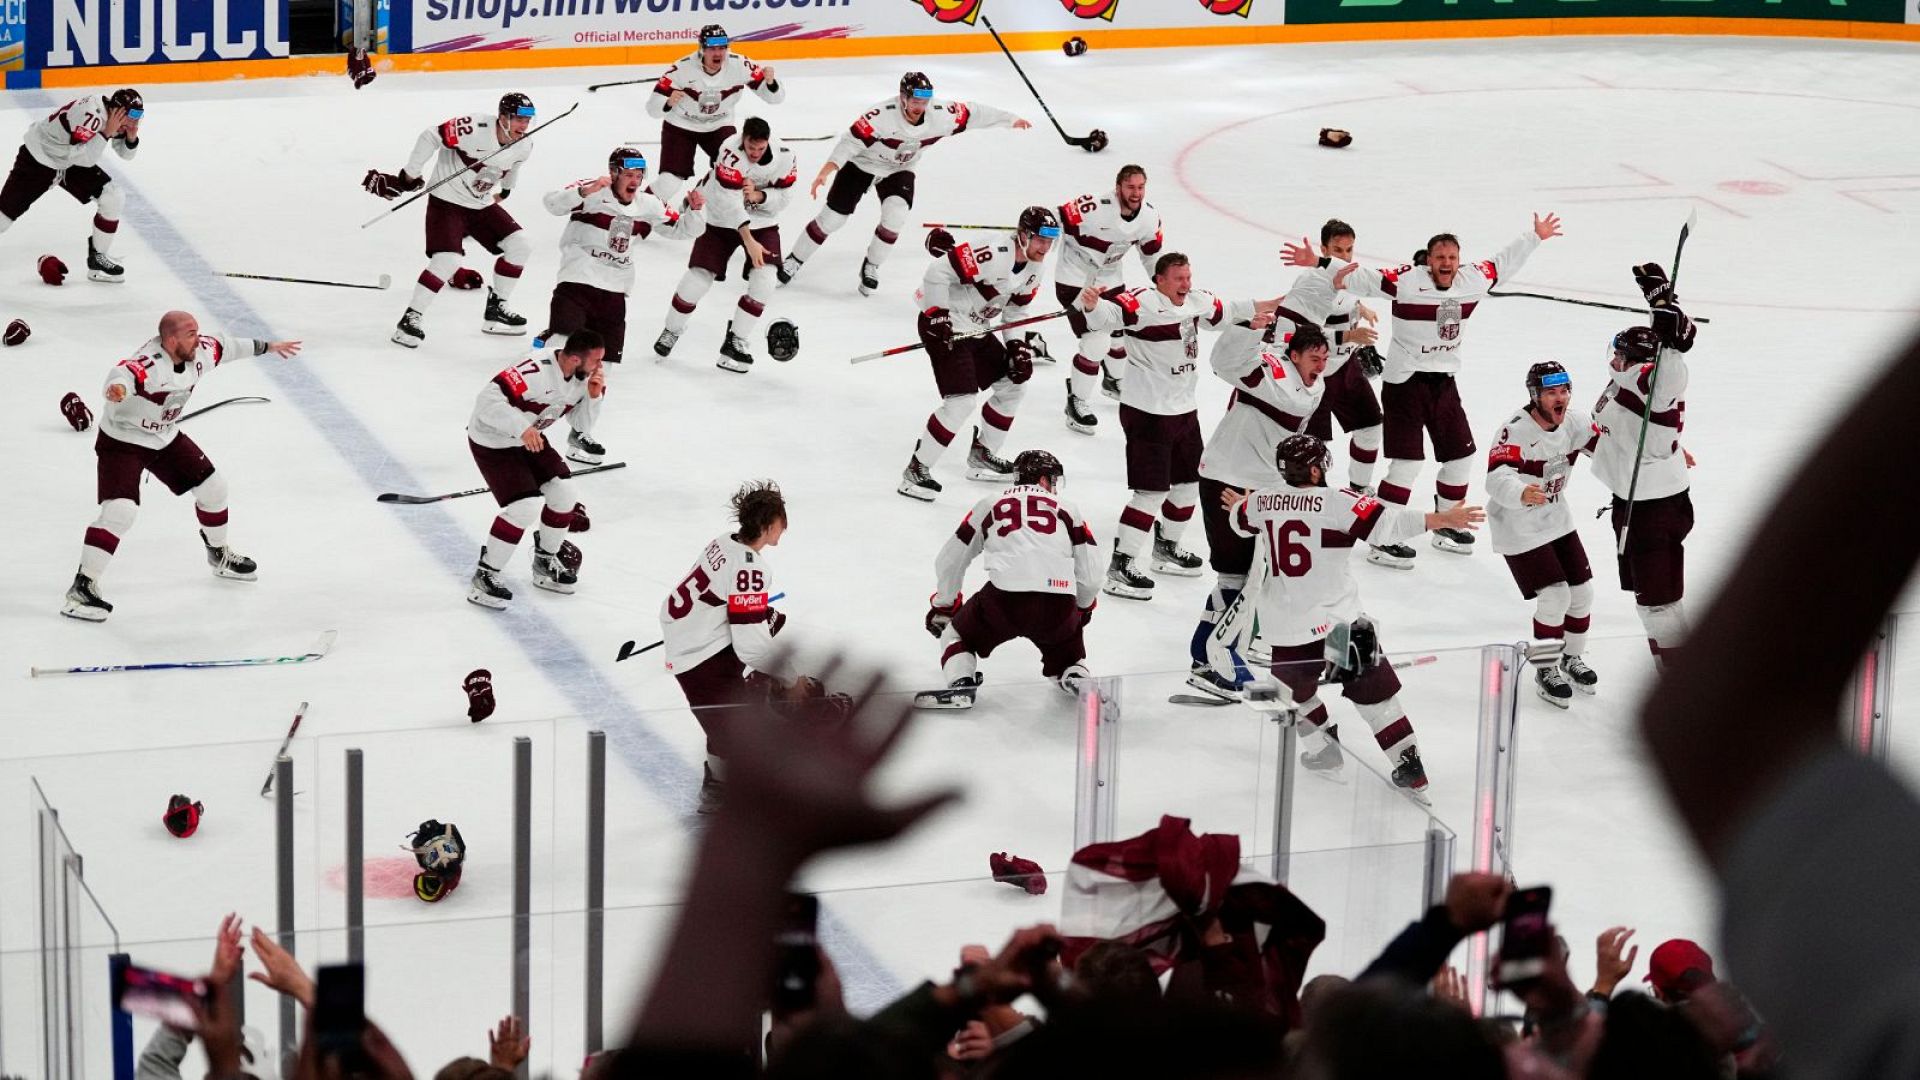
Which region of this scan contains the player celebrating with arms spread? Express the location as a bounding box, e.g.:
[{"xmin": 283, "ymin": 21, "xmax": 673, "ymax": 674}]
[
  {"xmin": 644, "ymin": 24, "xmax": 785, "ymax": 205},
  {"xmin": 780, "ymin": 72, "xmax": 1030, "ymax": 295},
  {"xmin": 62, "ymin": 311, "xmax": 302, "ymax": 621},
  {"xmin": 0, "ymin": 88, "xmax": 143, "ymax": 282},
  {"xmin": 366, "ymin": 93, "xmax": 541, "ymax": 348},
  {"xmin": 1056, "ymin": 165, "xmax": 1167, "ymax": 434}
]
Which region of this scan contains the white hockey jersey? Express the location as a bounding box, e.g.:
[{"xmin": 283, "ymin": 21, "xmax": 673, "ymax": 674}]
[
  {"xmin": 24, "ymin": 94, "xmax": 139, "ymax": 171},
  {"xmin": 1232, "ymin": 485, "xmax": 1427, "ymax": 647},
  {"xmin": 1199, "ymin": 324, "xmax": 1326, "ymax": 489},
  {"xmin": 827, "ymin": 97, "xmax": 1019, "ymax": 179},
  {"xmin": 934, "ymin": 484, "xmax": 1101, "ymax": 608},
  {"xmin": 1342, "ymin": 232, "xmax": 1541, "ymax": 383},
  {"xmin": 100, "ymin": 333, "xmax": 265, "ymax": 451},
  {"xmin": 467, "ymin": 351, "xmax": 602, "ymax": 450},
  {"xmin": 1055, "ymin": 190, "xmax": 1165, "ymax": 291},
  {"xmin": 543, "ymin": 181, "xmax": 702, "ymax": 294},
  {"xmin": 1083, "ymin": 287, "xmax": 1254, "ymax": 417},
  {"xmin": 404, "ymin": 113, "xmax": 534, "ymax": 211},
  {"xmin": 659, "ymin": 534, "xmax": 789, "ymax": 676},
  {"xmin": 1484, "ymin": 405, "xmax": 1598, "ymax": 556},
  {"xmin": 646, "ymin": 52, "xmax": 784, "ymax": 134},
  {"xmin": 1592, "ymin": 349, "xmax": 1690, "ymax": 502},
  {"xmin": 699, "ymin": 134, "xmax": 797, "ymax": 232},
  {"xmin": 917, "ymin": 236, "xmax": 1044, "ymax": 332}
]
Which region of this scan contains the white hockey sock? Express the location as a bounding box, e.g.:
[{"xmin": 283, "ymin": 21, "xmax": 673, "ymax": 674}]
[
  {"xmin": 1296, "ymin": 699, "xmax": 1335, "ymax": 750},
  {"xmin": 1435, "ymin": 456, "xmax": 1473, "ymax": 509},
  {"xmin": 1116, "ymin": 491, "xmax": 1160, "ymax": 559},
  {"xmin": 651, "ymin": 172, "xmax": 687, "ymax": 205},
  {"xmin": 537, "ymin": 478, "xmax": 579, "ymax": 554},
  {"xmin": 1565, "ymin": 581, "xmax": 1594, "ymax": 656},
  {"xmin": 731, "ymin": 267, "xmax": 777, "ymax": 341},
  {"xmin": 864, "ymin": 195, "xmax": 909, "ymax": 268},
  {"xmin": 977, "ymin": 380, "xmax": 1026, "ymax": 454},
  {"xmin": 1378, "ymin": 458, "xmax": 1422, "ymax": 506},
  {"xmin": 492, "ymin": 231, "xmax": 531, "ymax": 302},
  {"xmin": 193, "ymin": 471, "xmax": 231, "ymax": 549},
  {"xmin": 914, "ymin": 393, "xmax": 977, "ymax": 468},
  {"xmin": 1349, "ymin": 424, "xmax": 1383, "ymax": 489},
  {"xmin": 484, "ymin": 498, "xmax": 539, "ymax": 569},
  {"xmin": 1104, "ymin": 334, "xmax": 1126, "ymax": 382},
  {"xmin": 1068, "ymin": 328, "xmax": 1107, "ymax": 399},
  {"xmin": 791, "ymin": 208, "xmax": 847, "ymax": 263},
  {"xmin": 79, "ymin": 498, "xmax": 137, "ymax": 581},
  {"xmin": 1637, "ymin": 601, "xmax": 1690, "ymax": 659},
  {"xmin": 666, "ymin": 268, "xmax": 716, "ymax": 334},
  {"xmin": 938, "ymin": 625, "xmax": 979, "ymax": 684},
  {"xmin": 412, "ymin": 252, "xmax": 460, "ymax": 312},
  {"xmin": 1356, "ymin": 697, "xmax": 1418, "ymax": 759},
  {"xmin": 1159, "ymin": 483, "xmax": 1199, "ymax": 544},
  {"xmin": 1531, "ymin": 582, "xmax": 1570, "ymax": 651},
  {"xmin": 92, "ymin": 183, "xmax": 125, "ymax": 254}
]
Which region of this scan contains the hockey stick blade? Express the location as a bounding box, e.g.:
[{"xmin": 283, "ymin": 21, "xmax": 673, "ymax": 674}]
[
  {"xmin": 180, "ymin": 396, "xmax": 271, "ymax": 422},
  {"xmin": 587, "ymin": 76, "xmax": 651, "ymax": 92},
  {"xmin": 979, "ymin": 17, "xmax": 1106, "ymax": 153},
  {"xmin": 260, "ymin": 700, "xmax": 311, "ymax": 797},
  {"xmin": 220, "ymin": 271, "xmax": 392, "ymax": 291},
  {"xmin": 378, "ymin": 461, "xmax": 627, "ymax": 504}
]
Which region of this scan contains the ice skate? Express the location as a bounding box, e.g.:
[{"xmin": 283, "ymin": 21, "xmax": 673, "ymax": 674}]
[
  {"xmin": 1103, "ymin": 547, "xmax": 1155, "ymax": 600},
  {"xmin": 1391, "ymin": 746, "xmax": 1432, "ymax": 805},
  {"xmin": 914, "ymin": 672, "xmax": 982, "ymax": 710},
  {"xmin": 61, "ymin": 573, "xmax": 111, "ymax": 622},
  {"xmin": 965, "ymin": 429, "xmax": 1015, "ymax": 482},
  {"xmin": 392, "ymin": 308, "xmax": 426, "ymax": 349},
  {"xmin": 1023, "ymin": 332, "xmax": 1053, "ymax": 364},
  {"xmin": 652, "ymin": 328, "xmax": 679, "ymax": 358},
  {"xmin": 1151, "ymin": 524, "xmax": 1204, "ymax": 577},
  {"xmin": 482, "ymin": 290, "xmax": 527, "ymax": 335},
  {"xmin": 1366, "ymin": 542, "xmax": 1417, "ymax": 570},
  {"xmin": 716, "ymin": 325, "xmax": 755, "ymax": 373},
  {"xmin": 1432, "ymin": 527, "xmax": 1475, "ymax": 554},
  {"xmin": 1100, "ymin": 362, "xmax": 1122, "ymax": 401},
  {"xmin": 857, "ymin": 258, "xmax": 881, "ymax": 296},
  {"xmin": 696, "ymin": 763, "xmax": 726, "ymax": 815},
  {"xmin": 898, "ymin": 456, "xmax": 942, "ymax": 501},
  {"xmin": 565, "ymin": 430, "xmax": 605, "ymax": 465},
  {"xmin": 1185, "ymin": 664, "xmax": 1245, "ymax": 703},
  {"xmin": 531, "ymin": 541, "xmax": 578, "ymax": 595},
  {"xmin": 776, "ymin": 254, "xmax": 801, "ymax": 286},
  {"xmin": 86, "ymin": 239, "xmax": 124, "ymax": 283},
  {"xmin": 1300, "ymin": 724, "xmax": 1347, "ymax": 780},
  {"xmin": 467, "ymin": 554, "xmax": 512, "ymax": 610},
  {"xmin": 1056, "ymin": 663, "xmax": 1090, "ymax": 697},
  {"xmin": 1562, "ymin": 654, "xmax": 1598, "ymax": 695},
  {"xmin": 202, "ymin": 531, "xmax": 258, "ymax": 581},
  {"xmin": 1064, "ymin": 380, "xmax": 1098, "ymax": 435},
  {"xmin": 1535, "ymin": 663, "xmax": 1573, "ymax": 709}
]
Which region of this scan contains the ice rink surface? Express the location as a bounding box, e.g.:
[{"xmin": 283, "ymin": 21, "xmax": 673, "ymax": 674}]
[{"xmin": 3, "ymin": 32, "xmax": 1920, "ymax": 1074}]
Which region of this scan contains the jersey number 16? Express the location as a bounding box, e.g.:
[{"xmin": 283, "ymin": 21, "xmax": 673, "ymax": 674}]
[{"xmin": 1262, "ymin": 520, "xmax": 1313, "ymax": 578}]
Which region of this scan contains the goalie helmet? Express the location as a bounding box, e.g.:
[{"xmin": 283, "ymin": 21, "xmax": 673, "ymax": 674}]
[
  {"xmin": 1014, "ymin": 449, "xmax": 1064, "ymax": 488},
  {"xmin": 900, "ymin": 71, "xmax": 934, "ymax": 102},
  {"xmin": 409, "ymin": 819, "xmax": 466, "ymax": 903},
  {"xmin": 609, "ymin": 146, "xmax": 648, "ymax": 180},
  {"xmin": 1276, "ymin": 434, "xmax": 1331, "ymax": 487},
  {"xmin": 1525, "ymin": 360, "xmax": 1571, "ymax": 403},
  {"xmin": 767, "ymin": 317, "xmax": 799, "ymax": 362},
  {"xmin": 499, "ymin": 92, "xmax": 535, "ymax": 119},
  {"xmin": 1612, "ymin": 325, "xmax": 1661, "ymax": 364}
]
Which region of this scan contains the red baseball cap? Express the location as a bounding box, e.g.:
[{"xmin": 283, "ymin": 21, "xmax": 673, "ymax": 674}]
[{"xmin": 1645, "ymin": 938, "xmax": 1716, "ymax": 998}]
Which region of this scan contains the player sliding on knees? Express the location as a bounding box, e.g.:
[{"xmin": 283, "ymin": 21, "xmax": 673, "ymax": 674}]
[
  {"xmin": 63, "ymin": 311, "xmax": 303, "ymax": 621},
  {"xmin": 366, "ymin": 93, "xmax": 541, "ymax": 349},
  {"xmin": 898, "ymin": 207, "xmax": 1059, "ymax": 501},
  {"xmin": 0, "ymin": 88, "xmax": 142, "ymax": 283},
  {"xmin": 463, "ymin": 332, "xmax": 606, "ymax": 610},
  {"xmin": 1226, "ymin": 435, "xmax": 1485, "ymax": 803},
  {"xmin": 780, "ymin": 72, "xmax": 1030, "ymax": 296},
  {"xmin": 919, "ymin": 451, "xmax": 1100, "ymax": 709},
  {"xmin": 644, "ymin": 24, "xmax": 785, "ymax": 206}
]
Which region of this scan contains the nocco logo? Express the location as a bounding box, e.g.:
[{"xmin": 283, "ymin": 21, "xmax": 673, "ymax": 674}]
[{"xmin": 915, "ymin": 0, "xmax": 983, "ymax": 24}]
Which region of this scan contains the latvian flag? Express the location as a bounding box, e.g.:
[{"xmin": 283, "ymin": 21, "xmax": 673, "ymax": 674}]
[{"xmin": 1061, "ymin": 815, "xmax": 1325, "ymax": 1024}]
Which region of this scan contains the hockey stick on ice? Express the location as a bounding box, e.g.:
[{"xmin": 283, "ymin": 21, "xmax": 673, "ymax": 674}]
[
  {"xmin": 31, "ymin": 631, "xmax": 338, "ymax": 678},
  {"xmin": 1488, "ymin": 288, "xmax": 1709, "ymax": 324},
  {"xmin": 220, "ymin": 271, "xmax": 392, "ymax": 291},
  {"xmin": 979, "ymin": 17, "xmax": 1107, "ymax": 154},
  {"xmin": 377, "ymin": 461, "xmax": 627, "ymax": 504},
  {"xmin": 1616, "ymin": 210, "xmax": 1696, "ymax": 557},
  {"xmin": 849, "ymin": 310, "xmax": 1071, "ymax": 365},
  {"xmin": 616, "ymin": 592, "xmax": 784, "ymax": 662},
  {"xmin": 260, "ymin": 701, "xmax": 309, "ymax": 797},
  {"xmin": 181, "ymin": 396, "xmax": 271, "ymax": 422},
  {"xmin": 361, "ymin": 103, "xmax": 581, "ymax": 229}
]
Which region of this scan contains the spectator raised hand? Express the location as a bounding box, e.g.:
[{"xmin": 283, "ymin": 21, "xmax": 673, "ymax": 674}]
[{"xmin": 1589, "ymin": 926, "xmax": 1638, "ymax": 999}]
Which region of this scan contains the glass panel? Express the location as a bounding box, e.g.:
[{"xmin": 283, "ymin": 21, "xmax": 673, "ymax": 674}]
[{"xmin": 1886, "ymin": 611, "xmax": 1920, "ymax": 789}]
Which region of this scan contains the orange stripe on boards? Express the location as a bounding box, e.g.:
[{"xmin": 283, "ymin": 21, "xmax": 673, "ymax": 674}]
[{"xmin": 33, "ymin": 19, "xmax": 1918, "ymax": 88}]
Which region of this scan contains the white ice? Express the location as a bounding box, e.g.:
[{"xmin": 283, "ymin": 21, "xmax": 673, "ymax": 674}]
[{"xmin": 3, "ymin": 33, "xmax": 1920, "ymax": 1076}]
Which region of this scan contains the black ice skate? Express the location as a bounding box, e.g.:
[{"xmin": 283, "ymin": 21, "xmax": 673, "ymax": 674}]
[
  {"xmin": 531, "ymin": 541, "xmax": 578, "ymax": 595},
  {"xmin": 898, "ymin": 456, "xmax": 942, "ymax": 502},
  {"xmin": 483, "ymin": 290, "xmax": 527, "ymax": 335},
  {"xmin": 1366, "ymin": 542, "xmax": 1417, "ymax": 570},
  {"xmin": 1185, "ymin": 664, "xmax": 1245, "ymax": 703},
  {"xmin": 565, "ymin": 430, "xmax": 605, "ymax": 466},
  {"xmin": 1562, "ymin": 654, "xmax": 1598, "ymax": 694},
  {"xmin": 1104, "ymin": 546, "xmax": 1155, "ymax": 600},
  {"xmin": 1064, "ymin": 380, "xmax": 1098, "ymax": 435},
  {"xmin": 1151, "ymin": 524, "xmax": 1204, "ymax": 577},
  {"xmin": 1056, "ymin": 663, "xmax": 1090, "ymax": 697},
  {"xmin": 1300, "ymin": 724, "xmax": 1346, "ymax": 780},
  {"xmin": 776, "ymin": 254, "xmax": 802, "ymax": 286},
  {"xmin": 966, "ymin": 429, "xmax": 1015, "ymax": 483},
  {"xmin": 1391, "ymin": 746, "xmax": 1432, "ymax": 805},
  {"xmin": 1535, "ymin": 663, "xmax": 1573, "ymax": 709},
  {"xmin": 86, "ymin": 239, "xmax": 124, "ymax": 283},
  {"xmin": 914, "ymin": 672, "xmax": 983, "ymax": 710},
  {"xmin": 652, "ymin": 328, "xmax": 679, "ymax": 358},
  {"xmin": 716, "ymin": 325, "xmax": 756, "ymax": 374},
  {"xmin": 61, "ymin": 572, "xmax": 112, "ymax": 622},
  {"xmin": 857, "ymin": 258, "xmax": 881, "ymax": 296},
  {"xmin": 1100, "ymin": 361, "xmax": 1122, "ymax": 401},
  {"xmin": 392, "ymin": 308, "xmax": 426, "ymax": 349},
  {"xmin": 697, "ymin": 763, "xmax": 726, "ymax": 815},
  {"xmin": 1431, "ymin": 499, "xmax": 1475, "ymax": 555},
  {"xmin": 467, "ymin": 553, "xmax": 512, "ymax": 610},
  {"xmin": 202, "ymin": 531, "xmax": 258, "ymax": 581}
]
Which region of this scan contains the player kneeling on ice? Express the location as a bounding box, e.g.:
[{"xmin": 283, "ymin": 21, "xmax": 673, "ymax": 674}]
[
  {"xmin": 464, "ymin": 332, "xmax": 605, "ymax": 609},
  {"xmin": 918, "ymin": 450, "xmax": 1100, "ymax": 709},
  {"xmin": 898, "ymin": 207, "xmax": 1058, "ymax": 501},
  {"xmin": 63, "ymin": 311, "xmax": 302, "ymax": 622},
  {"xmin": 1485, "ymin": 361, "xmax": 1601, "ymax": 708},
  {"xmin": 1225, "ymin": 435, "xmax": 1485, "ymax": 803}
]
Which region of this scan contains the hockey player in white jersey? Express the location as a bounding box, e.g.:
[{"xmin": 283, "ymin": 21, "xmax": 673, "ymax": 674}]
[
  {"xmin": 62, "ymin": 311, "xmax": 303, "ymax": 621},
  {"xmin": 655, "ymin": 116, "xmax": 797, "ymax": 374},
  {"xmin": 644, "ymin": 24, "xmax": 785, "ymax": 204},
  {"xmin": 1188, "ymin": 324, "xmax": 1330, "ymax": 701},
  {"xmin": 464, "ymin": 332, "xmax": 606, "ymax": 610},
  {"xmin": 1285, "ymin": 220, "xmax": 1386, "ymax": 492},
  {"xmin": 1226, "ymin": 435, "xmax": 1485, "ymax": 801},
  {"xmin": 0, "ymin": 88, "xmax": 142, "ymax": 282},
  {"xmin": 1485, "ymin": 361, "xmax": 1601, "ymax": 707},
  {"xmin": 898, "ymin": 207, "xmax": 1057, "ymax": 501},
  {"xmin": 366, "ymin": 93, "xmax": 540, "ymax": 348},
  {"xmin": 1591, "ymin": 264, "xmax": 1700, "ymax": 666},
  {"xmin": 780, "ymin": 72, "xmax": 1029, "ymax": 295},
  {"xmin": 918, "ymin": 451, "xmax": 1100, "ymax": 709},
  {"xmin": 1333, "ymin": 213, "xmax": 1563, "ymax": 568},
  {"xmin": 1056, "ymin": 164, "xmax": 1167, "ymax": 433}
]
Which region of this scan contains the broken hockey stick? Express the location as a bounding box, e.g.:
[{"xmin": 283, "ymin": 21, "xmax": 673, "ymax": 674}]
[
  {"xmin": 616, "ymin": 592, "xmax": 785, "ymax": 662},
  {"xmin": 260, "ymin": 701, "xmax": 309, "ymax": 797},
  {"xmin": 31, "ymin": 630, "xmax": 338, "ymax": 677},
  {"xmin": 220, "ymin": 271, "xmax": 392, "ymax": 291},
  {"xmin": 377, "ymin": 461, "xmax": 627, "ymax": 504},
  {"xmin": 361, "ymin": 102, "xmax": 581, "ymax": 229},
  {"xmin": 181, "ymin": 396, "xmax": 271, "ymax": 422},
  {"xmin": 1617, "ymin": 211, "xmax": 1696, "ymax": 557},
  {"xmin": 979, "ymin": 17, "xmax": 1107, "ymax": 154},
  {"xmin": 849, "ymin": 310, "xmax": 1069, "ymax": 365},
  {"xmin": 1488, "ymin": 288, "xmax": 1709, "ymax": 324}
]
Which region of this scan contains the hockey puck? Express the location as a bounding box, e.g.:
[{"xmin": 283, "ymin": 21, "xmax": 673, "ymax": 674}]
[
  {"xmin": 1062, "ymin": 36, "xmax": 1088, "ymax": 57},
  {"xmin": 3, "ymin": 318, "xmax": 28, "ymax": 346}
]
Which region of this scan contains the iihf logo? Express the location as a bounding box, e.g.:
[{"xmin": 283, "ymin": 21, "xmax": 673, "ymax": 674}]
[
  {"xmin": 1200, "ymin": 0, "xmax": 1257, "ymax": 15},
  {"xmin": 916, "ymin": 0, "xmax": 983, "ymax": 24},
  {"xmin": 1061, "ymin": 0, "xmax": 1119, "ymax": 18}
]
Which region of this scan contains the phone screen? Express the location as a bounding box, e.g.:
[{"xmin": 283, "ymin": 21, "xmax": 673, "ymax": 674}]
[
  {"xmin": 772, "ymin": 892, "xmax": 820, "ymax": 1014},
  {"xmin": 314, "ymin": 964, "xmax": 367, "ymax": 1060},
  {"xmin": 1496, "ymin": 886, "xmax": 1554, "ymax": 988},
  {"xmin": 113, "ymin": 965, "xmax": 209, "ymax": 1029}
]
